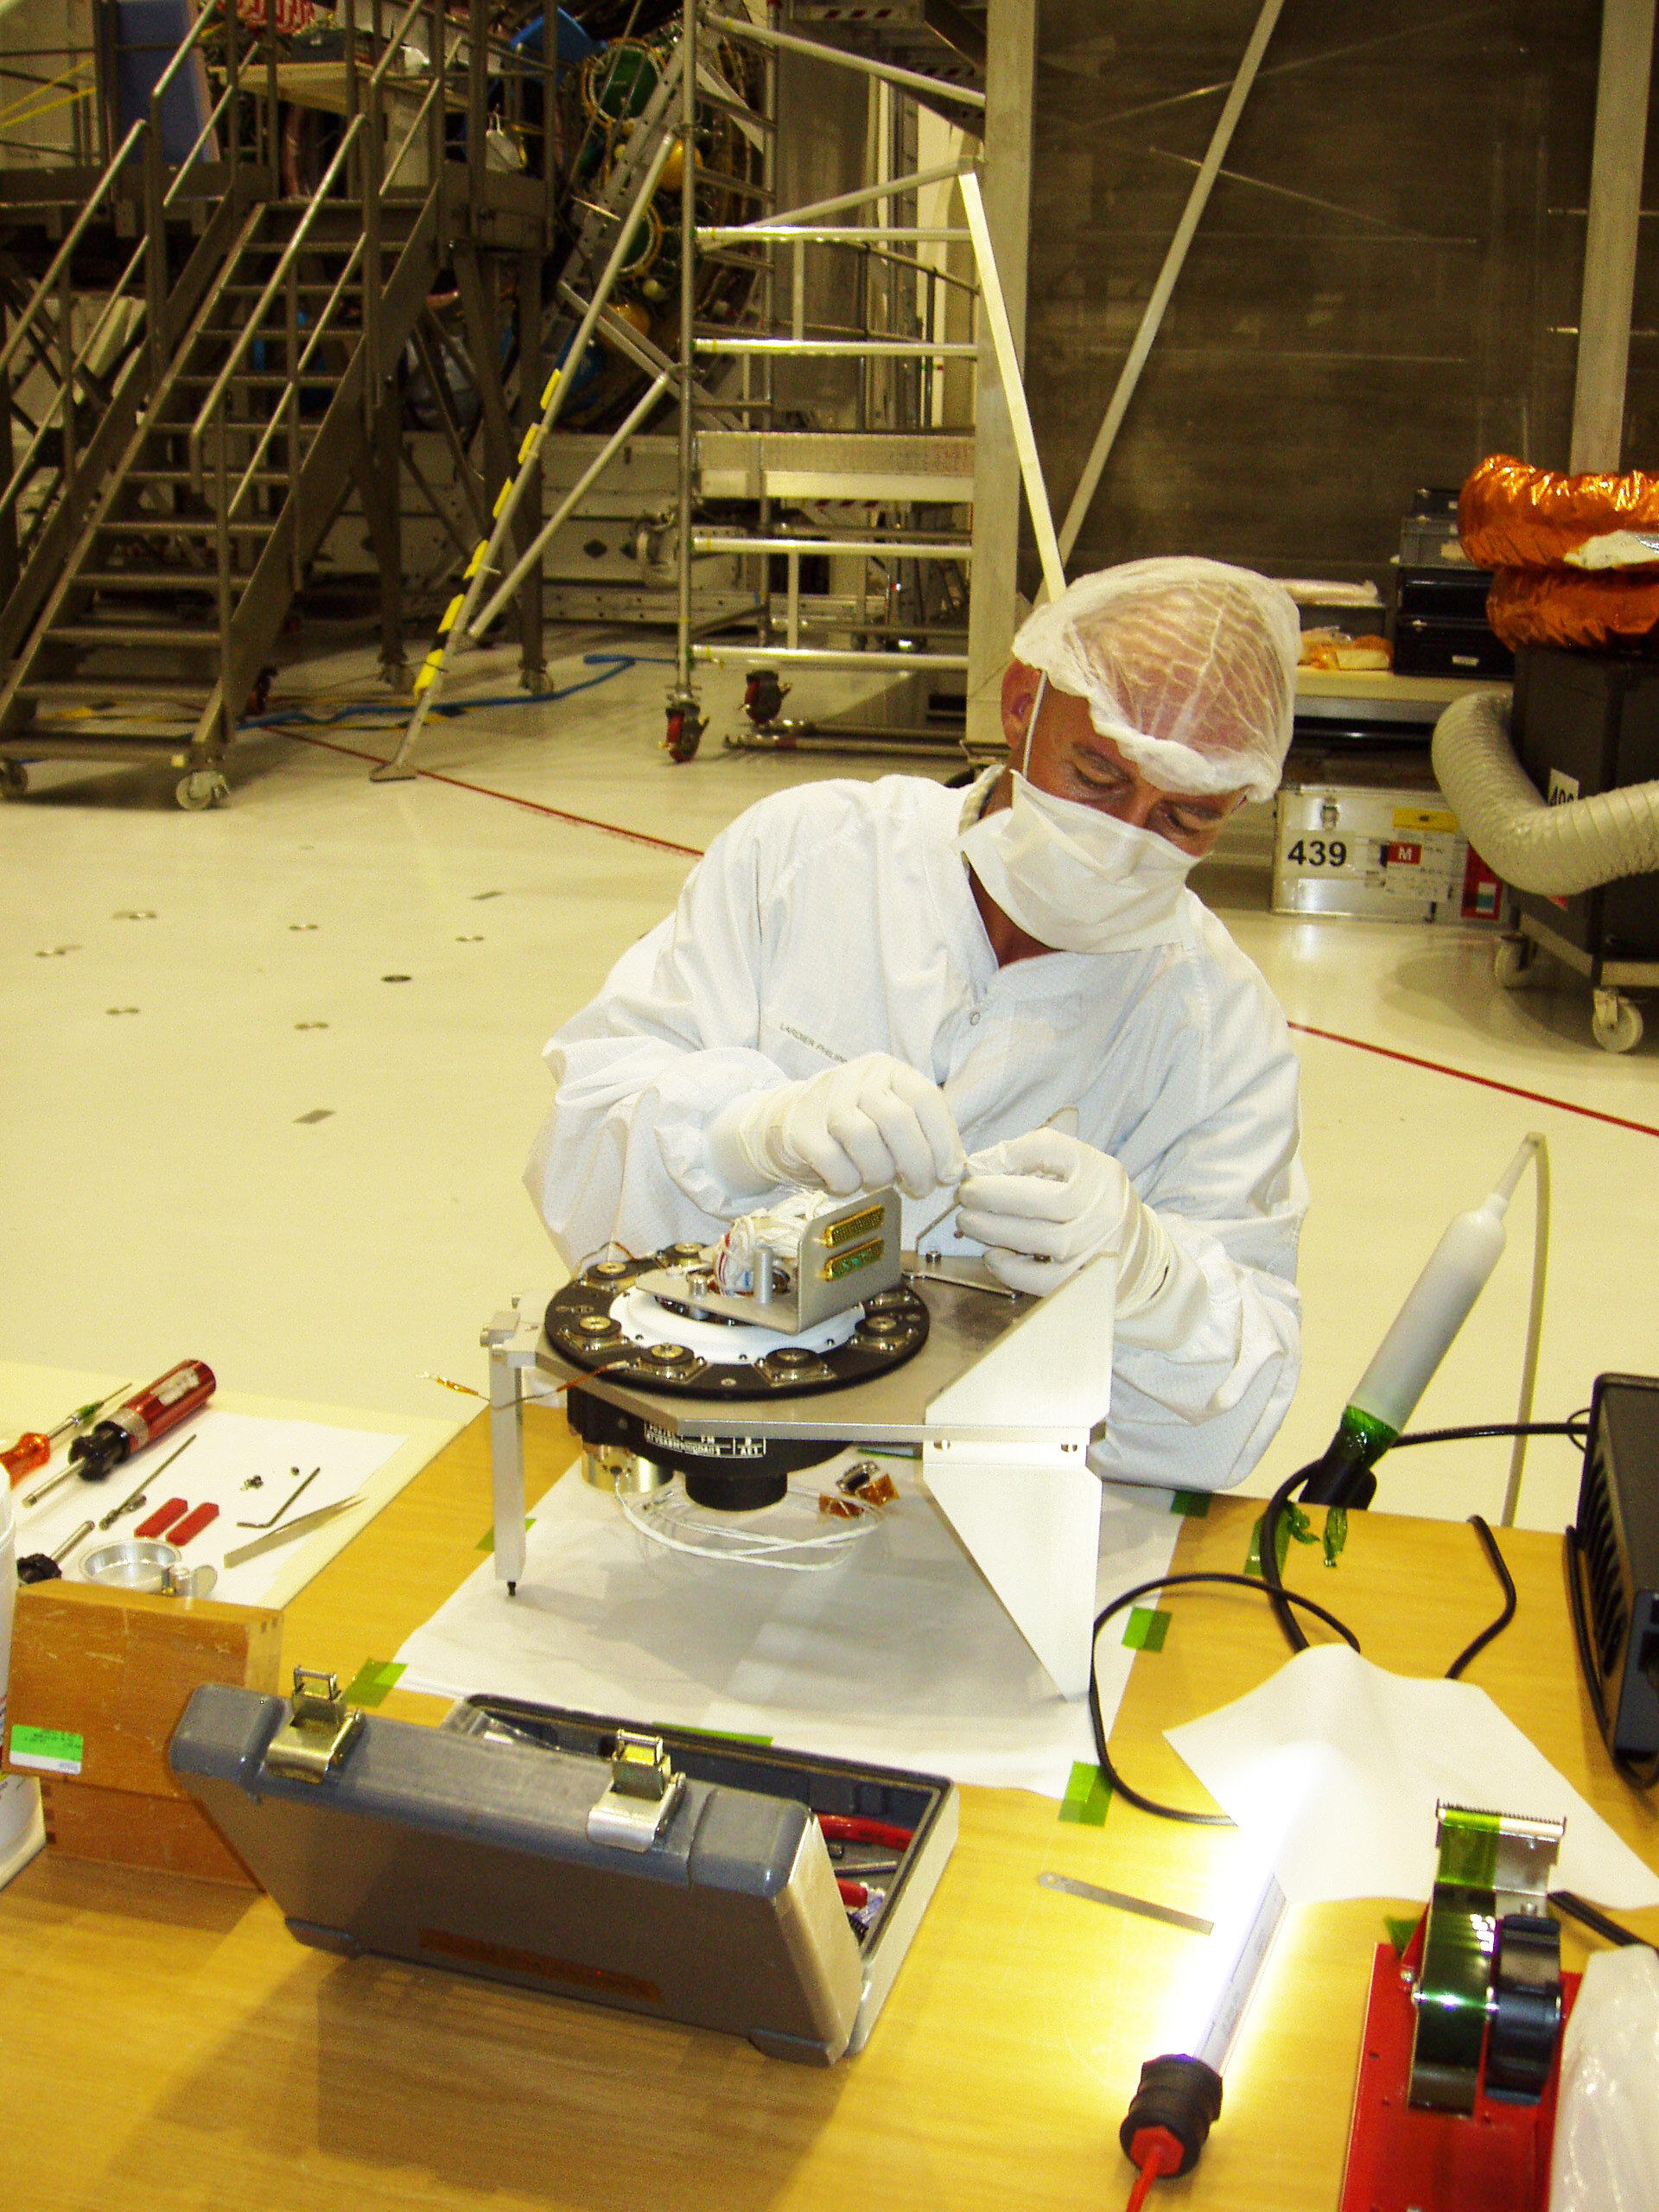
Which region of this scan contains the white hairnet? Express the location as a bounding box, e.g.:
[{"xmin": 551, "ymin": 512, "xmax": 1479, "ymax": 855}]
[{"xmin": 1011, "ymin": 557, "xmax": 1301, "ymax": 804}]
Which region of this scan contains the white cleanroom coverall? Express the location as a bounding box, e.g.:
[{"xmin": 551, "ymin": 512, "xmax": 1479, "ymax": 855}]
[{"xmin": 525, "ymin": 770, "xmax": 1307, "ymax": 1494}]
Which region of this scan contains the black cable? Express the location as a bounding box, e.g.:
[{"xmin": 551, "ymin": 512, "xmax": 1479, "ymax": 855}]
[
  {"xmin": 1089, "ymin": 1570, "xmax": 1361, "ymax": 1827},
  {"xmin": 1445, "ymin": 1516, "xmax": 1516, "ymax": 1678},
  {"xmin": 1383, "ymin": 1421, "xmax": 1589, "ymax": 1448},
  {"xmin": 1257, "ymin": 1462, "xmax": 1314, "ymax": 1653},
  {"xmin": 1548, "ymin": 1889, "xmax": 1656, "ymax": 1951}
]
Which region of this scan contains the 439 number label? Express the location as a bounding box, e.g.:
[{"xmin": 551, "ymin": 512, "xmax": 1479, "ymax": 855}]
[{"xmin": 1285, "ymin": 837, "xmax": 1348, "ymax": 868}]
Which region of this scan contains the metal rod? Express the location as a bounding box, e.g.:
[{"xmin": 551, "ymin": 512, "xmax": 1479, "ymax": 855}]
[
  {"xmin": 694, "ymin": 536, "xmax": 972, "ymax": 558},
  {"xmin": 377, "ymin": 124, "xmax": 679, "ymax": 776},
  {"xmin": 1054, "ymin": 0, "xmax": 1287, "ymax": 567},
  {"xmin": 716, "ymin": 160, "xmax": 972, "ymax": 237},
  {"xmin": 699, "ymin": 226, "xmax": 969, "ymax": 243},
  {"xmin": 676, "ymin": 0, "xmax": 697, "ymax": 703},
  {"xmin": 693, "ymin": 645, "xmax": 969, "ymax": 670},
  {"xmin": 696, "ymin": 336, "xmax": 977, "ymax": 356},
  {"xmin": 703, "ymin": 13, "xmax": 984, "ymax": 109},
  {"xmin": 1570, "ymin": 0, "xmax": 1656, "ymax": 470},
  {"xmin": 469, "ymin": 372, "xmax": 672, "ymax": 633},
  {"xmin": 958, "ymin": 168, "xmax": 1064, "ymax": 600}
]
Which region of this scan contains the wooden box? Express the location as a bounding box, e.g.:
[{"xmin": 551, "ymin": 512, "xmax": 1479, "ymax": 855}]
[{"xmin": 2, "ymin": 1580, "xmax": 283, "ymax": 1885}]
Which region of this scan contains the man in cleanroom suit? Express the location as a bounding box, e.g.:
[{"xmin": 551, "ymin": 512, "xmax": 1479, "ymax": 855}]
[{"xmin": 525, "ymin": 557, "xmax": 1308, "ymax": 1491}]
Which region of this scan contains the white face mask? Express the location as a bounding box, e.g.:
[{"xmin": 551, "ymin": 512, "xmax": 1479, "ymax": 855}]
[{"xmin": 957, "ymin": 682, "xmax": 1199, "ymax": 953}]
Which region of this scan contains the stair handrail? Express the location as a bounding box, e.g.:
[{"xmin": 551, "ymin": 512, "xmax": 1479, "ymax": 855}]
[
  {"xmin": 162, "ymin": 70, "xmax": 240, "ymax": 207},
  {"xmin": 1, "ymin": 228, "xmax": 152, "ymax": 530},
  {"xmin": 0, "ymin": 118, "xmax": 147, "ymax": 388},
  {"xmin": 144, "ymin": 0, "xmax": 230, "ymax": 375},
  {"xmin": 221, "ymin": 232, "xmax": 367, "ymax": 518},
  {"xmin": 187, "ymin": 111, "xmax": 365, "ymax": 492}
]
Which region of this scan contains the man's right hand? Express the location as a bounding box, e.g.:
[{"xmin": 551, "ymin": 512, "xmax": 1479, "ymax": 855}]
[{"xmin": 707, "ymin": 1053, "xmax": 966, "ymax": 1199}]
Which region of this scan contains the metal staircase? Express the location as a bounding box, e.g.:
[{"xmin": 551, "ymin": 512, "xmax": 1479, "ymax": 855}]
[{"xmin": 2, "ymin": 162, "xmax": 441, "ymax": 804}]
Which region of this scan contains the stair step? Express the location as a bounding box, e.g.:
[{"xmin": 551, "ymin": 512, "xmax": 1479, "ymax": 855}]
[
  {"xmin": 76, "ymin": 571, "xmax": 227, "ymax": 592},
  {"xmin": 17, "ymin": 677, "xmax": 214, "ymax": 699},
  {"xmin": 125, "ymin": 469, "xmax": 297, "ymax": 486},
  {"xmin": 46, "ymin": 624, "xmax": 224, "ymax": 647},
  {"xmin": 96, "ymin": 519, "xmax": 272, "ymax": 537},
  {"xmin": 169, "ymin": 373, "xmax": 343, "ymax": 388}
]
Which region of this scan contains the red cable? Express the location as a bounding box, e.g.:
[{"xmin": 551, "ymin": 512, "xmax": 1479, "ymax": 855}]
[
  {"xmin": 1123, "ymin": 2128, "xmax": 1184, "ymax": 2212},
  {"xmin": 836, "ymin": 1878, "xmax": 868, "ymax": 1910},
  {"xmin": 819, "ymin": 1815, "xmax": 913, "ymax": 1850}
]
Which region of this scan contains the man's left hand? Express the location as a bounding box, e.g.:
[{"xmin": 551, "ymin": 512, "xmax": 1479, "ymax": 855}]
[{"xmin": 957, "ymin": 1128, "xmax": 1153, "ymax": 1297}]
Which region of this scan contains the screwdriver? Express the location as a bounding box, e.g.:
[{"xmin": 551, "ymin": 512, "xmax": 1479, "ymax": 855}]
[
  {"xmin": 3, "ymin": 1385, "xmax": 129, "ymax": 1486},
  {"xmin": 22, "ymin": 1360, "xmax": 216, "ymax": 1509},
  {"xmin": 16, "ymin": 1520, "xmax": 96, "ymax": 1586}
]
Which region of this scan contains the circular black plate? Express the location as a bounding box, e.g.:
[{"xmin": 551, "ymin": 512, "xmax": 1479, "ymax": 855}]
[{"xmin": 544, "ymin": 1249, "xmax": 930, "ymax": 1401}]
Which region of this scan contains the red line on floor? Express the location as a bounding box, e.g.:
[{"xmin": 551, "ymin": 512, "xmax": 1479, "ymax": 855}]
[
  {"xmin": 1288, "ymin": 1020, "xmax": 1659, "ymax": 1138},
  {"xmin": 283, "ymin": 730, "xmax": 706, "ymax": 859}
]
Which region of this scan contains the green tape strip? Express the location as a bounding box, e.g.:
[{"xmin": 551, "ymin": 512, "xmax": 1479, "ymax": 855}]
[
  {"xmin": 1245, "ymin": 1498, "xmax": 1315, "ymax": 1578},
  {"xmin": 1058, "ymin": 1761, "xmax": 1112, "ymax": 1827},
  {"xmin": 1384, "ymin": 1914, "xmax": 1421, "ymax": 1956},
  {"xmin": 669, "ymin": 1724, "xmax": 773, "ymax": 1748},
  {"xmin": 1169, "ymin": 1490, "xmax": 1211, "ymax": 1518},
  {"xmin": 1122, "ymin": 1606, "xmax": 1171, "ymax": 1654},
  {"xmin": 7, "ymin": 1724, "xmax": 84, "ymax": 1775},
  {"xmin": 1438, "ymin": 1808, "xmax": 1502, "ymax": 1890},
  {"xmin": 477, "ymin": 1517, "xmax": 535, "ymax": 1552},
  {"xmin": 344, "ymin": 1660, "xmax": 405, "ymax": 1709},
  {"xmin": 1322, "ymin": 1505, "xmax": 1349, "ymax": 1568}
]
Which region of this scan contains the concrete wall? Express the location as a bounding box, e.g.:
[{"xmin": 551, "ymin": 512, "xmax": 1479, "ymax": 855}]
[{"xmin": 1026, "ymin": 0, "xmax": 1641, "ymax": 597}]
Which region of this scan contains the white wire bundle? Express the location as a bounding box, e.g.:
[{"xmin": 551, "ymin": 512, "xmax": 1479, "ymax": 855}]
[{"xmin": 617, "ymin": 1475, "xmax": 887, "ymax": 1573}]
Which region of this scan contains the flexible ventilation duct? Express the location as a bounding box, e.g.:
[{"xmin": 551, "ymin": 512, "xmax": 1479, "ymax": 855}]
[{"xmin": 1430, "ymin": 690, "xmax": 1659, "ymax": 897}]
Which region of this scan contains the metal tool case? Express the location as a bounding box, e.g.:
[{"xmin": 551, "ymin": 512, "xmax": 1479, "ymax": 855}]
[{"xmin": 170, "ymin": 1675, "xmax": 957, "ymax": 2063}]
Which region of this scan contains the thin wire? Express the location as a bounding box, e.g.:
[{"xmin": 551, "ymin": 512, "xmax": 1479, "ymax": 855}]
[
  {"xmin": 1548, "ymin": 1890, "xmax": 1655, "ymax": 1950},
  {"xmin": 1259, "ymin": 1460, "xmax": 1526, "ymax": 1673},
  {"xmin": 1089, "ymin": 1569, "xmax": 1361, "ymax": 1827},
  {"xmin": 1503, "ymin": 1135, "xmax": 1550, "ymax": 1526},
  {"xmin": 1445, "ymin": 1516, "xmax": 1516, "ymax": 1678}
]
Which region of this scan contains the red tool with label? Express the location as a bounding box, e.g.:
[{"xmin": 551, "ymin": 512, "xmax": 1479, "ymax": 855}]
[{"xmin": 67, "ymin": 1362, "xmax": 216, "ymax": 1484}]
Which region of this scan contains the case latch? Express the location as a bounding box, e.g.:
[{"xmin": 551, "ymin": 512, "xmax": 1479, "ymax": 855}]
[
  {"xmin": 264, "ymin": 1667, "xmax": 365, "ymax": 1783},
  {"xmin": 586, "ymin": 1729, "xmax": 683, "ymax": 1851}
]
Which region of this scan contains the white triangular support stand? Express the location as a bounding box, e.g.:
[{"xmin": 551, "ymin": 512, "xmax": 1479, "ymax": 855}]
[{"xmin": 920, "ymin": 1259, "xmax": 1114, "ymax": 1699}]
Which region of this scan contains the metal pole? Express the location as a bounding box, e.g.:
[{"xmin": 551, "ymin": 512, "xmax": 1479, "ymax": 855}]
[
  {"xmin": 958, "ymin": 170, "xmax": 1062, "ymax": 601},
  {"xmin": 963, "ymin": 0, "xmax": 1033, "ymax": 758},
  {"xmin": 1055, "ymin": 0, "xmax": 1286, "ymax": 568},
  {"xmin": 375, "ymin": 129, "xmax": 678, "ymax": 777},
  {"xmin": 1569, "ymin": 0, "xmax": 1656, "ymax": 472},
  {"xmin": 703, "ymin": 15, "xmax": 985, "ymax": 111},
  {"xmin": 472, "ymin": 372, "xmax": 672, "ymax": 630},
  {"xmin": 712, "ymin": 160, "xmax": 969, "ymax": 236},
  {"xmin": 673, "ymin": 0, "xmax": 698, "ymax": 724}
]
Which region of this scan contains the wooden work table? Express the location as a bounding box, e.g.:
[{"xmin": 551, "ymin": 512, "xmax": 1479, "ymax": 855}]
[{"xmin": 3, "ymin": 1408, "xmax": 1656, "ymax": 2210}]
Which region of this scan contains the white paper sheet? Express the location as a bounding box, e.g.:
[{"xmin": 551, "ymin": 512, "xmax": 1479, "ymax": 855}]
[
  {"xmin": 1166, "ymin": 1643, "xmax": 1659, "ymax": 1910},
  {"xmin": 395, "ymin": 1455, "xmax": 1186, "ymax": 1796},
  {"xmin": 14, "ymin": 1409, "xmax": 408, "ymax": 1609}
]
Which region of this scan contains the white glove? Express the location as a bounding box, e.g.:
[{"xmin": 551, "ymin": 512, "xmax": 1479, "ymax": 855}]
[
  {"xmin": 957, "ymin": 1127, "xmax": 1179, "ymax": 1305},
  {"xmin": 706, "ymin": 1053, "xmax": 966, "ymax": 1201}
]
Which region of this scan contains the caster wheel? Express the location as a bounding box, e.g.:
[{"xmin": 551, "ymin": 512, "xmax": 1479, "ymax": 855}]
[
  {"xmin": 1, "ymin": 760, "xmax": 27, "ymax": 798},
  {"xmin": 1493, "ymin": 935, "xmax": 1535, "ymax": 988},
  {"xmin": 176, "ymin": 769, "xmax": 230, "ymax": 811},
  {"xmin": 664, "ymin": 708, "xmax": 702, "ymax": 763},
  {"xmin": 744, "ymin": 669, "xmax": 788, "ymax": 726},
  {"xmin": 1592, "ymin": 991, "xmax": 1643, "ymax": 1053}
]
